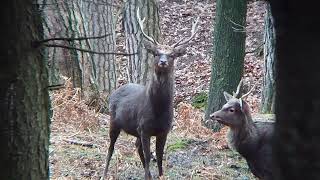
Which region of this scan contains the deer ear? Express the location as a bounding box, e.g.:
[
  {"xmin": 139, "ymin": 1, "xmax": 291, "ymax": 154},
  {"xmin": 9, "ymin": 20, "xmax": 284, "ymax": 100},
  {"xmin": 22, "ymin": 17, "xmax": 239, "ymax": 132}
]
[
  {"xmin": 223, "ymin": 91, "xmax": 233, "ymax": 102},
  {"xmin": 173, "ymin": 45, "xmax": 187, "ymax": 57},
  {"xmin": 143, "ymin": 39, "xmax": 157, "ymax": 54},
  {"xmin": 239, "ymin": 99, "xmax": 250, "ymax": 113}
]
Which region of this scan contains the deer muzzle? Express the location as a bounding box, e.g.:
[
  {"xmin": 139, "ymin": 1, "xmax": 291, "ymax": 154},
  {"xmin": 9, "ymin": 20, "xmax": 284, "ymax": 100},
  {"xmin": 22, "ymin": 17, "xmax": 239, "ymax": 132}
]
[
  {"xmin": 210, "ymin": 111, "xmax": 228, "ymax": 126},
  {"xmin": 158, "ymin": 55, "xmax": 168, "ymax": 67}
]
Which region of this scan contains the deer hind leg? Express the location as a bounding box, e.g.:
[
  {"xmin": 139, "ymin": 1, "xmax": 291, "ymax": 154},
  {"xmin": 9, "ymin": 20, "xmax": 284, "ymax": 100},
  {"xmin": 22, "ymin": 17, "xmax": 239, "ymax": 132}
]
[
  {"xmin": 156, "ymin": 133, "xmax": 168, "ymax": 177},
  {"xmin": 102, "ymin": 123, "xmax": 121, "ymax": 179},
  {"xmin": 135, "ymin": 138, "xmax": 146, "ymax": 168},
  {"xmin": 141, "ymin": 132, "xmax": 152, "ymax": 180}
]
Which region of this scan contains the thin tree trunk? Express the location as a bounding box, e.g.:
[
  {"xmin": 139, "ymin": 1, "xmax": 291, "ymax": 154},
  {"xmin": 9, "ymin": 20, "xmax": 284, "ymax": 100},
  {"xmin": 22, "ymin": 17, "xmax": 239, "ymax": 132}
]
[
  {"xmin": 124, "ymin": 0, "xmax": 160, "ymax": 85},
  {"xmin": 204, "ymin": 0, "xmax": 247, "ymax": 131},
  {"xmin": 261, "ymin": 3, "xmax": 276, "ymax": 114},
  {"xmin": 0, "ymin": 0, "xmax": 50, "ymax": 179}
]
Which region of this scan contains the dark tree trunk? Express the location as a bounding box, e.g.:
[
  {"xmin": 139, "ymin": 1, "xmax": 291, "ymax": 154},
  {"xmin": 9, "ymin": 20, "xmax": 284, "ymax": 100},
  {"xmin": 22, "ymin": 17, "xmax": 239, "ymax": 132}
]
[
  {"xmin": 204, "ymin": 0, "xmax": 247, "ymax": 131},
  {"xmin": 0, "ymin": 0, "xmax": 50, "ymax": 179},
  {"xmin": 261, "ymin": 3, "xmax": 276, "ymax": 114},
  {"xmin": 124, "ymin": 0, "xmax": 160, "ymax": 85},
  {"xmin": 269, "ymin": 1, "xmax": 320, "ymax": 179}
]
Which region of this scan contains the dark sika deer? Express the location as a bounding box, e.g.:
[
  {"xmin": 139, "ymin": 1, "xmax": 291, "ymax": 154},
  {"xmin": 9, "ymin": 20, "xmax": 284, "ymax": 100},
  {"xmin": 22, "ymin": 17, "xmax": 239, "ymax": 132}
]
[
  {"xmin": 210, "ymin": 80, "xmax": 275, "ymax": 180},
  {"xmin": 102, "ymin": 9, "xmax": 199, "ymax": 180}
]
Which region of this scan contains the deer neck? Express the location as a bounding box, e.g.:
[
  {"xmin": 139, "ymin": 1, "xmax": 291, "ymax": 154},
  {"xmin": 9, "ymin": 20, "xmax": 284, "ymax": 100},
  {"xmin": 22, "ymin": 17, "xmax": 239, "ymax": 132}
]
[
  {"xmin": 147, "ymin": 71, "xmax": 174, "ymax": 114},
  {"xmin": 227, "ymin": 113, "xmax": 259, "ymax": 156}
]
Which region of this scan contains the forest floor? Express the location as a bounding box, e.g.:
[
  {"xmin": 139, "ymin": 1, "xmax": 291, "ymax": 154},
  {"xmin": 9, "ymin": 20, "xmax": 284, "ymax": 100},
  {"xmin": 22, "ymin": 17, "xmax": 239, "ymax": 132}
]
[{"xmin": 49, "ymin": 0, "xmax": 267, "ymax": 179}]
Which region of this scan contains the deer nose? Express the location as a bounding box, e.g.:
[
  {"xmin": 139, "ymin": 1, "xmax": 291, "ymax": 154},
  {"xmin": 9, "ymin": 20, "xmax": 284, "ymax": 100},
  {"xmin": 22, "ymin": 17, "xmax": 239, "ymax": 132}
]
[
  {"xmin": 158, "ymin": 55, "xmax": 168, "ymax": 66},
  {"xmin": 210, "ymin": 112, "xmax": 219, "ymax": 119},
  {"xmin": 159, "ymin": 60, "xmax": 167, "ymax": 65}
]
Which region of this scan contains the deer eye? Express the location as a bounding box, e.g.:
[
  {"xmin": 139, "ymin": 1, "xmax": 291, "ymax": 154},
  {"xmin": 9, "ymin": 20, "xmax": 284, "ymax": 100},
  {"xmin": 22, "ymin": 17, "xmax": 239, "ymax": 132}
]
[{"xmin": 229, "ymin": 108, "xmax": 235, "ymax": 113}]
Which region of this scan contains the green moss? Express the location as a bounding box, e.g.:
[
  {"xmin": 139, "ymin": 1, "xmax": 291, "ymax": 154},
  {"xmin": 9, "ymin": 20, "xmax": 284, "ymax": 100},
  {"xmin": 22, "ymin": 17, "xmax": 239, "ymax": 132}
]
[
  {"xmin": 167, "ymin": 139, "xmax": 190, "ymax": 152},
  {"xmin": 191, "ymin": 92, "xmax": 208, "ymax": 110}
]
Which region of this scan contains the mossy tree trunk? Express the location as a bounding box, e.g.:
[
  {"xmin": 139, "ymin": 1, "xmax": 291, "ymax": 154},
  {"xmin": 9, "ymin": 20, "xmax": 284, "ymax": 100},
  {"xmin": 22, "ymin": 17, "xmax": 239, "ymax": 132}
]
[
  {"xmin": 0, "ymin": 0, "xmax": 50, "ymax": 179},
  {"xmin": 261, "ymin": 3, "xmax": 276, "ymax": 114},
  {"xmin": 204, "ymin": 0, "xmax": 247, "ymax": 131},
  {"xmin": 124, "ymin": 0, "xmax": 160, "ymax": 85}
]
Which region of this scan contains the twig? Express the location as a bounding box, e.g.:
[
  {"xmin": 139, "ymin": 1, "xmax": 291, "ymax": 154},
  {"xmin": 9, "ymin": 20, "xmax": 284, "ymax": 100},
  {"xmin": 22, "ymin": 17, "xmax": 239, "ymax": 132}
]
[
  {"xmin": 43, "ymin": 43, "xmax": 137, "ymax": 56},
  {"xmin": 37, "ymin": 33, "xmax": 113, "ymax": 44},
  {"xmin": 63, "ymin": 138, "xmax": 95, "ymax": 148}
]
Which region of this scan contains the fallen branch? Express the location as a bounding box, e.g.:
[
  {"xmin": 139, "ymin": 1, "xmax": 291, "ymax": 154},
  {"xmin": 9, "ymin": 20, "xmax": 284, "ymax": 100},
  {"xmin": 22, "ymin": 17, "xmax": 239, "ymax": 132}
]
[
  {"xmin": 63, "ymin": 138, "xmax": 95, "ymax": 148},
  {"xmin": 44, "ymin": 43, "xmax": 137, "ymax": 56}
]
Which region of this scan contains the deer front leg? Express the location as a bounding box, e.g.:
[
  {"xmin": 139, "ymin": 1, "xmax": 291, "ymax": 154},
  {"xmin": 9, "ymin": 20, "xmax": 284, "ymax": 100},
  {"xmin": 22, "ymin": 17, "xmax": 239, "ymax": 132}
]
[
  {"xmin": 156, "ymin": 133, "xmax": 168, "ymax": 177},
  {"xmin": 141, "ymin": 132, "xmax": 152, "ymax": 180}
]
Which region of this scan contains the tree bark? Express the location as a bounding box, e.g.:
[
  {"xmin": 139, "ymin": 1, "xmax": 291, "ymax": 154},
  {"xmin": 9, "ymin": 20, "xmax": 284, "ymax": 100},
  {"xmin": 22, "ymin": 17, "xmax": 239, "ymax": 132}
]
[
  {"xmin": 0, "ymin": 0, "xmax": 50, "ymax": 179},
  {"xmin": 124, "ymin": 0, "xmax": 160, "ymax": 85},
  {"xmin": 42, "ymin": 0, "xmax": 118, "ymax": 95},
  {"xmin": 260, "ymin": 3, "xmax": 276, "ymax": 114},
  {"xmin": 269, "ymin": 1, "xmax": 320, "ymax": 179},
  {"xmin": 204, "ymin": 0, "xmax": 247, "ymax": 131}
]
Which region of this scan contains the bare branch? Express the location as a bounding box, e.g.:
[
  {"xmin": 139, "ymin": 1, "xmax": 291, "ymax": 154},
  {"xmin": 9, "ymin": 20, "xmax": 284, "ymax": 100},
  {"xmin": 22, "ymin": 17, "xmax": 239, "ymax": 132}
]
[
  {"xmin": 80, "ymin": 0, "xmax": 121, "ymax": 8},
  {"xmin": 172, "ymin": 16, "xmax": 200, "ymax": 48},
  {"xmin": 37, "ymin": 33, "xmax": 113, "ymax": 44},
  {"xmin": 47, "ymin": 84, "xmax": 65, "ymax": 91},
  {"xmin": 136, "ymin": 7, "xmax": 159, "ymax": 45},
  {"xmin": 229, "ymin": 18, "xmax": 245, "ymax": 29},
  {"xmin": 43, "ymin": 43, "xmax": 137, "ymax": 56}
]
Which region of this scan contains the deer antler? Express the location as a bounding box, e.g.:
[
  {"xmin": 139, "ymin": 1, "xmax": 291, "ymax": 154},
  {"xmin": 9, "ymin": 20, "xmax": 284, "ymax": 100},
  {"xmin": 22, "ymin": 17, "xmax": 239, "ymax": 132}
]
[
  {"xmin": 136, "ymin": 8, "xmax": 159, "ymax": 45},
  {"xmin": 172, "ymin": 16, "xmax": 200, "ymax": 48},
  {"xmin": 241, "ymin": 84, "xmax": 255, "ymax": 99},
  {"xmin": 233, "ymin": 78, "xmax": 244, "ymax": 98}
]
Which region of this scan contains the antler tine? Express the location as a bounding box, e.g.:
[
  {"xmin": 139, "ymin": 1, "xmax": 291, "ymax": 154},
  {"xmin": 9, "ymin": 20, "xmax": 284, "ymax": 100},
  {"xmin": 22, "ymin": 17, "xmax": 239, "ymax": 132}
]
[
  {"xmin": 233, "ymin": 79, "xmax": 243, "ymax": 98},
  {"xmin": 172, "ymin": 16, "xmax": 200, "ymax": 48},
  {"xmin": 136, "ymin": 8, "xmax": 159, "ymax": 45},
  {"xmin": 241, "ymin": 84, "xmax": 256, "ymax": 99}
]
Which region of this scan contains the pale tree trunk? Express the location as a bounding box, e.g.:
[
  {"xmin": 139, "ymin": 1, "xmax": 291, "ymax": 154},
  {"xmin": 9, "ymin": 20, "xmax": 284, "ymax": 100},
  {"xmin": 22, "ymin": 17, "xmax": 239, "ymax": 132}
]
[
  {"xmin": 0, "ymin": 0, "xmax": 50, "ymax": 179},
  {"xmin": 204, "ymin": 0, "xmax": 247, "ymax": 131},
  {"xmin": 78, "ymin": 0, "xmax": 118, "ymax": 94},
  {"xmin": 124, "ymin": 0, "xmax": 160, "ymax": 85},
  {"xmin": 42, "ymin": 0, "xmax": 118, "ymax": 97},
  {"xmin": 260, "ymin": 3, "xmax": 276, "ymax": 114}
]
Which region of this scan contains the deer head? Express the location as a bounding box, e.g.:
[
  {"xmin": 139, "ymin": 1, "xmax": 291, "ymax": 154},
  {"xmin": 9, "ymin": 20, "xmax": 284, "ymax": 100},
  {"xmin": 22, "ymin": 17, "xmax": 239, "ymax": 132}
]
[
  {"xmin": 210, "ymin": 79, "xmax": 255, "ymax": 128},
  {"xmin": 136, "ymin": 8, "xmax": 199, "ymax": 73}
]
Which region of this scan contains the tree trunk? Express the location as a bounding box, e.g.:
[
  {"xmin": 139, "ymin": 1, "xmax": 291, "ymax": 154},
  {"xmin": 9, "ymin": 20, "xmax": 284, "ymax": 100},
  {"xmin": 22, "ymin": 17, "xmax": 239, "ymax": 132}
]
[
  {"xmin": 0, "ymin": 0, "xmax": 50, "ymax": 179},
  {"xmin": 260, "ymin": 3, "xmax": 276, "ymax": 114},
  {"xmin": 42, "ymin": 0, "xmax": 118, "ymax": 96},
  {"xmin": 269, "ymin": 1, "xmax": 320, "ymax": 179},
  {"xmin": 78, "ymin": 0, "xmax": 118, "ymax": 94},
  {"xmin": 204, "ymin": 0, "xmax": 247, "ymax": 131},
  {"xmin": 124, "ymin": 0, "xmax": 160, "ymax": 85}
]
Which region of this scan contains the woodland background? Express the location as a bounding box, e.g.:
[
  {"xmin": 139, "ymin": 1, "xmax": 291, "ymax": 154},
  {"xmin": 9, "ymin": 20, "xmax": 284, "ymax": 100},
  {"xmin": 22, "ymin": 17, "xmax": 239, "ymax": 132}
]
[{"xmin": 47, "ymin": 0, "xmax": 269, "ymax": 179}]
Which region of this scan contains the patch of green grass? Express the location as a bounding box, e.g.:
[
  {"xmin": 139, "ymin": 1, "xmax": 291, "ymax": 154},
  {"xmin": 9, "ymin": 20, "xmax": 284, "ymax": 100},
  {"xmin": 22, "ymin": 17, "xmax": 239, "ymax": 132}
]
[
  {"xmin": 191, "ymin": 92, "xmax": 208, "ymax": 110},
  {"xmin": 167, "ymin": 139, "xmax": 190, "ymax": 152}
]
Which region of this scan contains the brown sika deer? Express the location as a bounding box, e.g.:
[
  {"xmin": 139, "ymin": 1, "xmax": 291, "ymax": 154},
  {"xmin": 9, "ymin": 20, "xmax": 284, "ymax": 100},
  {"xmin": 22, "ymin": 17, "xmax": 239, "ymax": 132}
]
[
  {"xmin": 210, "ymin": 80, "xmax": 275, "ymax": 180},
  {"xmin": 102, "ymin": 9, "xmax": 199, "ymax": 180}
]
